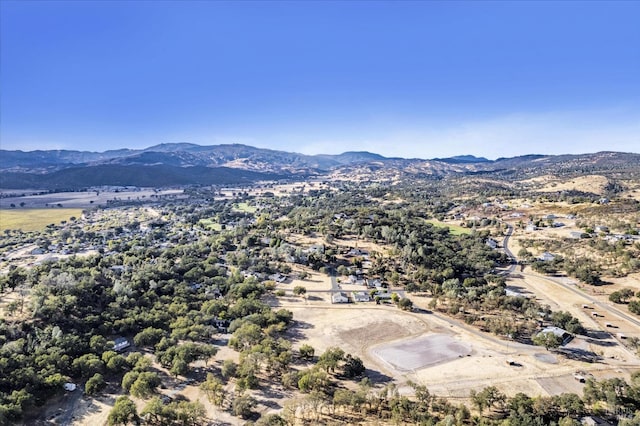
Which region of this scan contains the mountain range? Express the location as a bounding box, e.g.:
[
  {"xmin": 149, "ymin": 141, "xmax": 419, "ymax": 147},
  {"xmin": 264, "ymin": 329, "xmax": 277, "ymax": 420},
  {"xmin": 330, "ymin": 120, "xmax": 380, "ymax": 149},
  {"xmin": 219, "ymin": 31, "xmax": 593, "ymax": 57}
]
[{"xmin": 1, "ymin": 143, "xmax": 638, "ymax": 189}]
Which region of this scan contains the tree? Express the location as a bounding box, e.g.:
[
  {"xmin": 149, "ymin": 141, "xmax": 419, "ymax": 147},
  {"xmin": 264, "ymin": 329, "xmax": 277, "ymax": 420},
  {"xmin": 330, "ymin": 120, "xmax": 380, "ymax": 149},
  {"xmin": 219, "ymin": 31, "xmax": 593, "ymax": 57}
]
[
  {"xmin": 256, "ymin": 413, "xmax": 287, "ymax": 425},
  {"xmin": 297, "ymin": 368, "xmax": 330, "ymax": 393},
  {"xmin": 293, "ymin": 286, "xmax": 307, "ymax": 297},
  {"xmin": 170, "ymin": 358, "xmax": 188, "ymax": 378},
  {"xmin": 201, "ymin": 373, "xmax": 225, "ymax": 407},
  {"xmin": 174, "ymin": 400, "xmax": 206, "ymax": 425},
  {"xmin": 129, "ymin": 372, "xmax": 161, "ymax": 398},
  {"xmin": 108, "ymin": 396, "xmax": 138, "ymax": 426},
  {"xmin": 221, "ymin": 359, "xmax": 238, "ymax": 379},
  {"xmin": 229, "ymin": 322, "xmax": 263, "ymax": 350},
  {"xmin": 342, "ymin": 354, "xmax": 365, "ymax": 378},
  {"xmin": 89, "ymin": 335, "xmax": 109, "ymax": 354},
  {"xmin": 398, "ymin": 297, "xmax": 413, "ymax": 311},
  {"xmin": 134, "ymin": 327, "xmax": 166, "ymax": 347},
  {"xmin": 72, "ymin": 354, "xmax": 104, "ymax": 378},
  {"xmin": 533, "ymin": 332, "xmax": 562, "ymax": 350},
  {"xmin": 471, "ymin": 386, "xmax": 505, "ymax": 414},
  {"xmin": 318, "ymin": 347, "xmax": 344, "ymax": 373},
  {"xmin": 609, "ymin": 288, "xmax": 634, "ymax": 304},
  {"xmin": 140, "ymin": 397, "xmax": 171, "ymax": 425},
  {"xmin": 299, "ymin": 344, "xmax": 315, "ymax": 360},
  {"xmin": 232, "ymin": 393, "xmax": 257, "ymax": 419},
  {"xmin": 85, "ymin": 373, "xmax": 105, "ymax": 396}
]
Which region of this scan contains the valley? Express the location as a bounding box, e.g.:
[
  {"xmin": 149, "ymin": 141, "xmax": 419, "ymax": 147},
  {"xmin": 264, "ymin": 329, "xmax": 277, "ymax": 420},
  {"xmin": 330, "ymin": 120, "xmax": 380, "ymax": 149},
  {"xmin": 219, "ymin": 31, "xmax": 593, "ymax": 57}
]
[{"xmin": 1, "ymin": 147, "xmax": 640, "ymax": 425}]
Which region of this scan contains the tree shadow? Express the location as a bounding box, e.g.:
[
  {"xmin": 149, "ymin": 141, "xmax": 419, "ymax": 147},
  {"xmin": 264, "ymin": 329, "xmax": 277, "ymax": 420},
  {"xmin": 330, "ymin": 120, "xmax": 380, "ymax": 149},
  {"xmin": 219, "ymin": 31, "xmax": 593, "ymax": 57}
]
[
  {"xmin": 584, "ymin": 330, "xmax": 612, "ymax": 340},
  {"xmin": 555, "ymin": 347, "xmax": 602, "ymax": 363},
  {"xmin": 283, "ymin": 319, "xmax": 315, "ymax": 343},
  {"xmin": 584, "ymin": 338, "xmax": 617, "ymax": 347},
  {"xmin": 364, "ymin": 368, "xmax": 394, "ymax": 385}
]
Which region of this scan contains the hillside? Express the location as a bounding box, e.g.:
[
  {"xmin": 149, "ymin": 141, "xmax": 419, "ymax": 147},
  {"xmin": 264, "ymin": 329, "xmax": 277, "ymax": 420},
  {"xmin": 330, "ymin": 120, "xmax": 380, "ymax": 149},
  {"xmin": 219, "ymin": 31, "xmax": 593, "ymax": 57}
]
[{"xmin": 1, "ymin": 144, "xmax": 639, "ymax": 189}]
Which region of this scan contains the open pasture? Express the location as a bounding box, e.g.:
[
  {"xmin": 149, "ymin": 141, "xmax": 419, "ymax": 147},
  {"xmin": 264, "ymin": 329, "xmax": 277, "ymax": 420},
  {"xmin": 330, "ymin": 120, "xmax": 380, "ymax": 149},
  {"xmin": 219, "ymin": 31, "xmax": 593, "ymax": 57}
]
[
  {"xmin": 0, "ymin": 208, "xmax": 83, "ymax": 232},
  {"xmin": 425, "ymin": 218, "xmax": 472, "ymax": 235}
]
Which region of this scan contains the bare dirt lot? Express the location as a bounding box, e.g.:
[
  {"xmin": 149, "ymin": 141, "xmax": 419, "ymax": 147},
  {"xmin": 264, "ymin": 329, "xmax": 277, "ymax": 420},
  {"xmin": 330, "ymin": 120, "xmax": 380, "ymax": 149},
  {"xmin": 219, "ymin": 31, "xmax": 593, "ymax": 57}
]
[{"xmin": 372, "ymin": 334, "xmax": 472, "ymax": 371}]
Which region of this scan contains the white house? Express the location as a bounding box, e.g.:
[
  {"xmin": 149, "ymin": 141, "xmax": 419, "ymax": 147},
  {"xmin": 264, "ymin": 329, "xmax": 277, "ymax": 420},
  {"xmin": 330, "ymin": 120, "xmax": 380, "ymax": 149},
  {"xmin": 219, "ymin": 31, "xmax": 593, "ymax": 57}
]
[
  {"xmin": 352, "ymin": 292, "xmax": 370, "ymax": 303},
  {"xmin": 332, "ymin": 292, "xmax": 349, "ymax": 304}
]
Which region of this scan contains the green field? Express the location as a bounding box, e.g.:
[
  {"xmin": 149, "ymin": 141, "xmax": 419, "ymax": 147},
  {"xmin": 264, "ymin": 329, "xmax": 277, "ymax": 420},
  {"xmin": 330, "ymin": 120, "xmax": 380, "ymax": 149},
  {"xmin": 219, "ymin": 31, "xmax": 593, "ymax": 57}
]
[
  {"xmin": 0, "ymin": 208, "xmax": 83, "ymax": 232},
  {"xmin": 198, "ymin": 218, "xmax": 222, "ymax": 231},
  {"xmin": 233, "ymin": 202, "xmax": 257, "ymax": 213},
  {"xmin": 425, "ymin": 219, "xmax": 472, "ymax": 236}
]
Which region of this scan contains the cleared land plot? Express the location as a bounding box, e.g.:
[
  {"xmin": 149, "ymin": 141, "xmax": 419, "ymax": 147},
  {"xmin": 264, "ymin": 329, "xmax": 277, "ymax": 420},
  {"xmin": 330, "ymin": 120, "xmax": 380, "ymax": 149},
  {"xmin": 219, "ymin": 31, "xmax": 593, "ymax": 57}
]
[
  {"xmin": 0, "ymin": 208, "xmax": 83, "ymax": 232},
  {"xmin": 536, "ymin": 374, "xmax": 585, "ymax": 395},
  {"xmin": 425, "ymin": 219, "xmax": 472, "ymax": 236},
  {"xmin": 372, "ymin": 334, "xmax": 471, "ymax": 371},
  {"xmin": 198, "ymin": 218, "xmax": 222, "ymax": 231},
  {"xmin": 233, "ymin": 202, "xmax": 257, "ymax": 213}
]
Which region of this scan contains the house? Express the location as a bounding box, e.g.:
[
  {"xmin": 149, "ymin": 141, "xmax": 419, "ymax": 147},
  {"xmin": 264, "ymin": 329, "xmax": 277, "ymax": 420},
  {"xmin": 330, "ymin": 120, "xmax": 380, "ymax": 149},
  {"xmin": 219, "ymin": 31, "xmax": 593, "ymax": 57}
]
[
  {"xmin": 485, "ymin": 239, "xmax": 498, "ymax": 249},
  {"xmin": 367, "ymin": 279, "xmax": 384, "ymax": 289},
  {"xmin": 269, "ymin": 273, "xmax": 288, "ymax": 283},
  {"xmin": 594, "ymin": 226, "xmax": 609, "ymax": 233},
  {"xmin": 352, "ymin": 292, "xmax": 370, "ymax": 303},
  {"xmin": 538, "ymin": 326, "xmax": 572, "ymax": 345},
  {"xmin": 569, "ymin": 231, "xmax": 585, "ymax": 239},
  {"xmin": 30, "ymin": 248, "xmax": 45, "ymax": 255},
  {"xmin": 347, "ymin": 248, "xmax": 369, "ymax": 257},
  {"xmin": 349, "ymin": 274, "xmax": 366, "ymax": 285},
  {"xmin": 332, "ymin": 292, "xmax": 349, "ymax": 304},
  {"xmin": 373, "ymin": 291, "xmax": 392, "ymax": 300},
  {"xmin": 539, "ymin": 252, "xmax": 555, "ymax": 262},
  {"xmin": 113, "ymin": 337, "xmax": 131, "ymax": 352},
  {"xmin": 581, "ymin": 416, "xmax": 614, "ymax": 426},
  {"xmin": 525, "ymin": 224, "xmax": 538, "ymax": 232}
]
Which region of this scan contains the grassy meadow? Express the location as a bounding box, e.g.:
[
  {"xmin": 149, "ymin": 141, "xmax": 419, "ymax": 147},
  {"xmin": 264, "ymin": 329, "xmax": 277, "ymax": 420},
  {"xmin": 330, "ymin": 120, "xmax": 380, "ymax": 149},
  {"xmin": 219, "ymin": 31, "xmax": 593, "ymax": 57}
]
[
  {"xmin": 233, "ymin": 202, "xmax": 258, "ymax": 213},
  {"xmin": 425, "ymin": 218, "xmax": 472, "ymax": 236},
  {"xmin": 198, "ymin": 218, "xmax": 222, "ymax": 231},
  {"xmin": 0, "ymin": 209, "xmax": 83, "ymax": 232}
]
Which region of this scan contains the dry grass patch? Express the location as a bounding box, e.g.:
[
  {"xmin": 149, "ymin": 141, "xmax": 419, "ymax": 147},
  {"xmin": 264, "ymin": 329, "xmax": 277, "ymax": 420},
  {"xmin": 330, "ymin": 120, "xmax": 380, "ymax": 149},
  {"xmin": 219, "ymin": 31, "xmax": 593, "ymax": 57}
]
[{"xmin": 0, "ymin": 208, "xmax": 83, "ymax": 232}]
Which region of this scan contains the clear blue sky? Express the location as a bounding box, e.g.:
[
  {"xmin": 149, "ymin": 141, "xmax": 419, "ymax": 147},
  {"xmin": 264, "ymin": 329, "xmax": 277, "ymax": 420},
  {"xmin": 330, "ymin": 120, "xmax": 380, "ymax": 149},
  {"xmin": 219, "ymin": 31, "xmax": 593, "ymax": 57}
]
[{"xmin": 1, "ymin": 1, "xmax": 638, "ymax": 159}]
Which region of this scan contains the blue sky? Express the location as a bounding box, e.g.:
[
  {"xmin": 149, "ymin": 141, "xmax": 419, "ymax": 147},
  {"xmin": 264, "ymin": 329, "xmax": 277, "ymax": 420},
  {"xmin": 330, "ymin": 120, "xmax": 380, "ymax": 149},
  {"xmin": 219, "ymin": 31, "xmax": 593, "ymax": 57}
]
[{"xmin": 1, "ymin": 1, "xmax": 638, "ymax": 159}]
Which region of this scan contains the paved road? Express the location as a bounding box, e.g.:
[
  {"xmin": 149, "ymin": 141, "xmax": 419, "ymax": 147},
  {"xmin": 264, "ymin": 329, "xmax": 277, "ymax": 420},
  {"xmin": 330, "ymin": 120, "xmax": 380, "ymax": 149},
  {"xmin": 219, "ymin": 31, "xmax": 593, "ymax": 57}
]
[
  {"xmin": 502, "ymin": 222, "xmax": 640, "ymax": 330},
  {"xmin": 536, "ymin": 273, "xmax": 640, "ymax": 328},
  {"xmin": 500, "ymin": 223, "xmax": 517, "ymax": 275}
]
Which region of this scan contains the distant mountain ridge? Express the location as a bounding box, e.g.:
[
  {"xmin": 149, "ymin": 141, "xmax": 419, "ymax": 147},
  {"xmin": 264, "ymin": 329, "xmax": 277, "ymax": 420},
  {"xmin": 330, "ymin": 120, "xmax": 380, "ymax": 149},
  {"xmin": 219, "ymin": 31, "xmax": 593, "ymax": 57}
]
[
  {"xmin": 0, "ymin": 143, "xmax": 389, "ymax": 174},
  {"xmin": 1, "ymin": 143, "xmax": 638, "ymax": 189}
]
